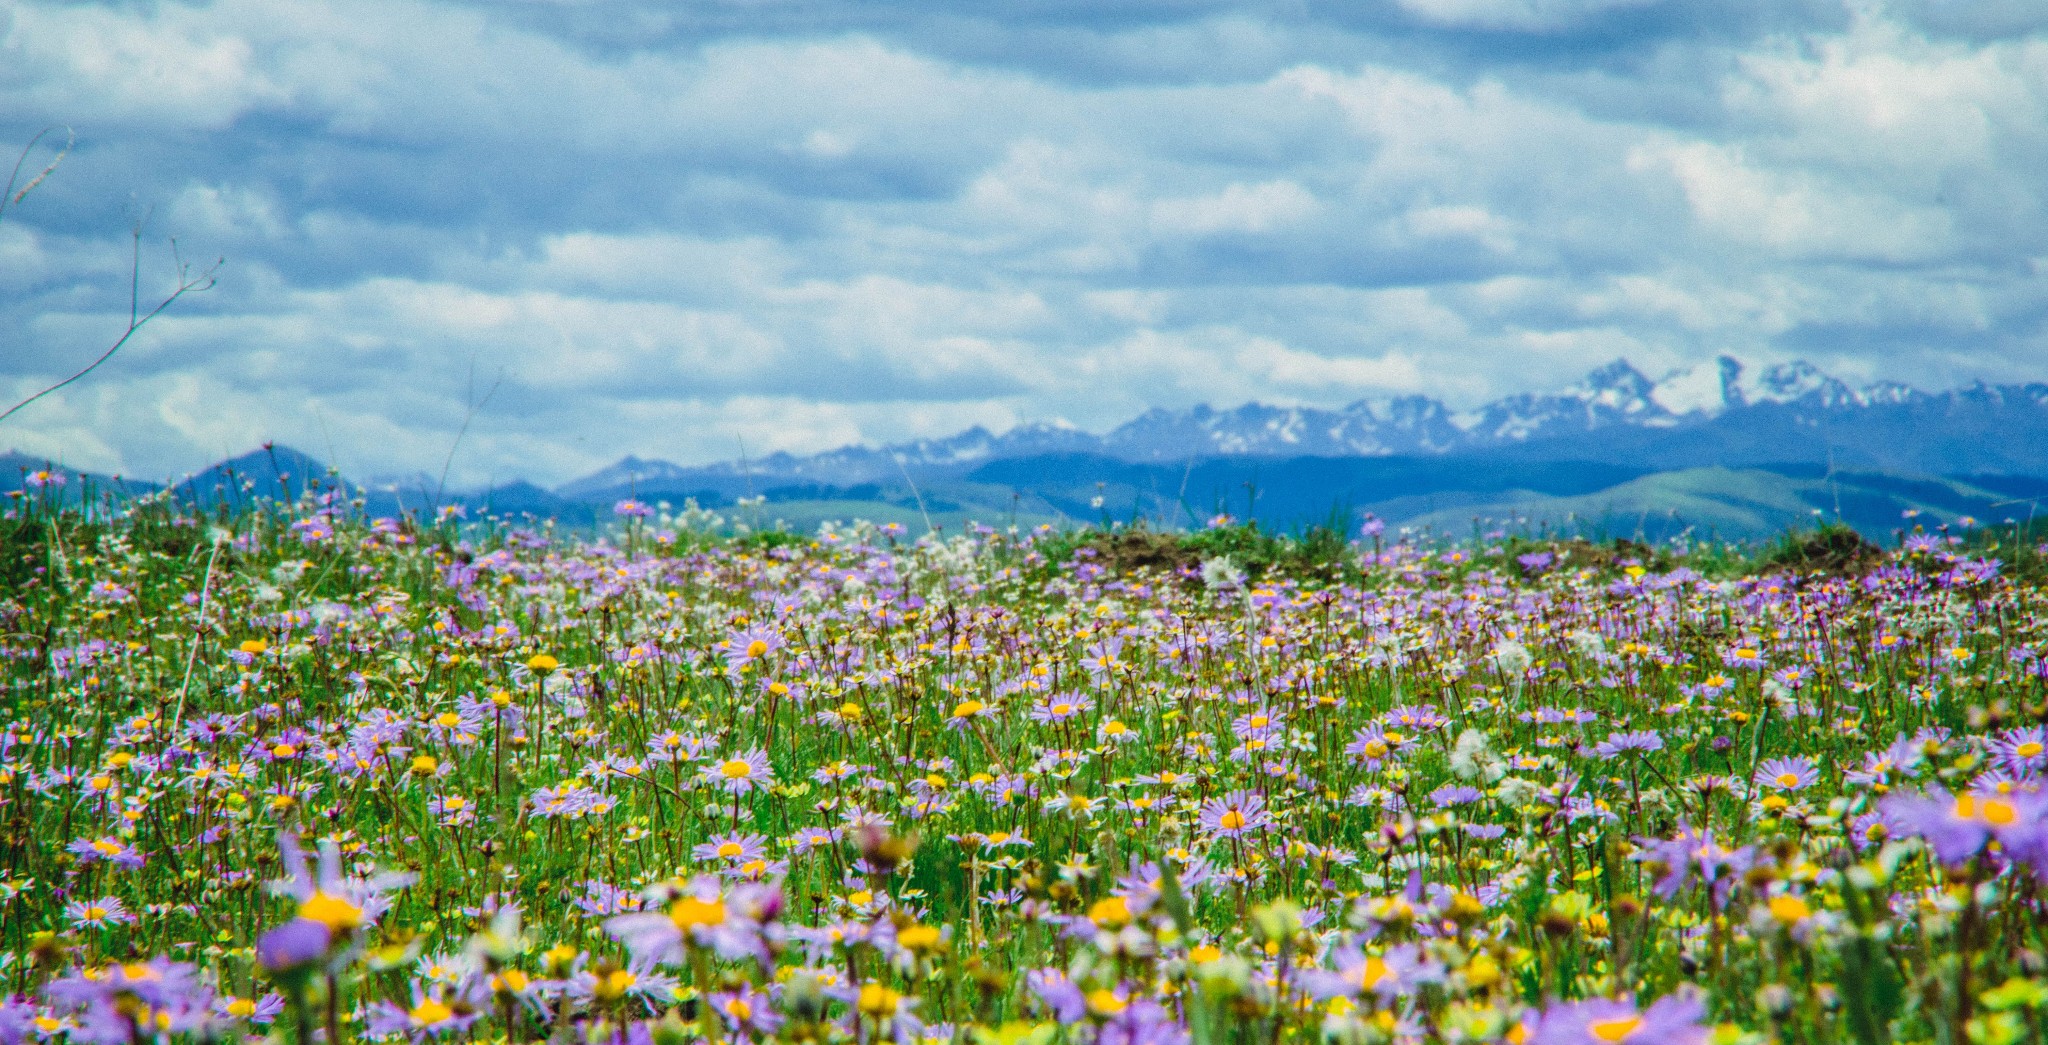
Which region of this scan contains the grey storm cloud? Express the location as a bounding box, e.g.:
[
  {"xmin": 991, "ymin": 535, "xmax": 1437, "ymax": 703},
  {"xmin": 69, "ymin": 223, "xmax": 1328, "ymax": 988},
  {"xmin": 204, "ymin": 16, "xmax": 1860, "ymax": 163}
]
[{"xmin": 2, "ymin": 0, "xmax": 2046, "ymax": 486}]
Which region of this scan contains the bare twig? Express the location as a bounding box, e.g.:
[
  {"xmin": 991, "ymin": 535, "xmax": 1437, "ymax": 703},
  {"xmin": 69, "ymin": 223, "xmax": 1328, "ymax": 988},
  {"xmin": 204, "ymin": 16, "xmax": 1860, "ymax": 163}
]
[
  {"xmin": 2, "ymin": 127, "xmax": 73, "ymax": 219},
  {"xmin": 166, "ymin": 535, "xmax": 227, "ymax": 745},
  {"xmin": 893, "ymin": 452, "xmax": 935, "ymax": 534},
  {"xmin": 434, "ymin": 353, "xmax": 506, "ymax": 508},
  {"xmin": 0, "ymin": 227, "xmax": 222, "ymax": 425}
]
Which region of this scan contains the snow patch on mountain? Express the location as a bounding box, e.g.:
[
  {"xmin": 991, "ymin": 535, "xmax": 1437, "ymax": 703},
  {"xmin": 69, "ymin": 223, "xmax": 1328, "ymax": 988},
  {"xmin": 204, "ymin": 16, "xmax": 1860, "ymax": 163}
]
[{"xmin": 552, "ymin": 356, "xmax": 2042, "ymax": 497}]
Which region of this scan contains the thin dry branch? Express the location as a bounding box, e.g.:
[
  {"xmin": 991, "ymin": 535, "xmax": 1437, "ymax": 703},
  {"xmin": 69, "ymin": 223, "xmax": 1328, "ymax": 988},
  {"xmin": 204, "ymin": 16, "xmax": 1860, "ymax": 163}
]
[
  {"xmin": 2, "ymin": 126, "xmax": 73, "ymax": 217},
  {"xmin": 0, "ymin": 131, "xmax": 223, "ymax": 428}
]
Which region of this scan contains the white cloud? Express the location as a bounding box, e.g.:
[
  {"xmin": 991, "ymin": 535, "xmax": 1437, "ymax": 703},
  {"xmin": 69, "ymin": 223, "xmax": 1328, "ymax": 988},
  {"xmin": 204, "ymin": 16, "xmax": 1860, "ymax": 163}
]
[
  {"xmin": 1394, "ymin": 0, "xmax": 1664, "ymax": 33},
  {"xmin": 3, "ymin": 0, "xmax": 2046, "ymax": 484},
  {"xmin": 1634, "ymin": 140, "xmax": 1955, "ymax": 261},
  {"xmin": 2, "ymin": 3, "xmax": 286, "ymax": 129},
  {"xmin": 1151, "ymin": 180, "xmax": 1318, "ymax": 236}
]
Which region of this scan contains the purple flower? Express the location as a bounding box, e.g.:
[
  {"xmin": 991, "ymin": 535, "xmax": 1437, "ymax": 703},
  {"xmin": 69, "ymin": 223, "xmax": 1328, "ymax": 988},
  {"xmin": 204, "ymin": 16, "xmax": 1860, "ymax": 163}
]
[
  {"xmin": 66, "ymin": 836, "xmax": 144, "ymax": 870},
  {"xmin": 1345, "ymin": 725, "xmax": 1406, "ymax": 770},
  {"xmin": 1632, "ymin": 824, "xmax": 1756, "ymax": 906},
  {"xmin": 1754, "ymin": 757, "xmax": 1818, "ymax": 793},
  {"xmin": 1196, "ymin": 791, "xmax": 1271, "ymax": 839},
  {"xmin": 563, "ymin": 958, "xmax": 680, "ymax": 1014},
  {"xmin": 704, "ymin": 749, "xmax": 774, "ymax": 794},
  {"xmin": 1592, "ymin": 731, "xmax": 1664, "ymax": 758},
  {"xmin": 710, "ymin": 984, "xmax": 782, "ymax": 1036},
  {"xmin": 605, "ymin": 877, "xmax": 769, "ymax": 967},
  {"xmin": 1990, "ymin": 727, "xmax": 2048, "ymax": 774},
  {"xmin": 0, "ymin": 998, "xmax": 34, "ymax": 1045},
  {"xmin": 256, "ymin": 919, "xmax": 332, "ymax": 976},
  {"xmin": 214, "ymin": 994, "xmax": 287, "ymax": 1026},
  {"xmin": 366, "ymin": 986, "xmax": 485, "ymax": 1041},
  {"xmin": 1097, "ymin": 999, "xmax": 1189, "ymax": 1045},
  {"xmin": 1529, "ymin": 992, "xmax": 1708, "ymax": 1045},
  {"xmin": 1428, "ymin": 785, "xmax": 1483, "ymax": 808},
  {"xmin": 1303, "ymin": 942, "xmax": 1443, "ymax": 1003},
  {"xmin": 1880, "ymin": 787, "xmax": 2048, "ymax": 866},
  {"xmin": 1029, "ymin": 693, "xmax": 1094, "ymax": 724},
  {"xmin": 270, "ymin": 832, "xmax": 415, "ymax": 937},
  {"xmin": 64, "ymin": 897, "xmax": 134, "ymax": 930},
  {"xmin": 46, "ymin": 960, "xmax": 222, "ymax": 1044},
  {"xmin": 721, "ymin": 626, "xmax": 782, "ymax": 673},
  {"xmin": 1025, "ymin": 968, "xmax": 1086, "ymax": 1024}
]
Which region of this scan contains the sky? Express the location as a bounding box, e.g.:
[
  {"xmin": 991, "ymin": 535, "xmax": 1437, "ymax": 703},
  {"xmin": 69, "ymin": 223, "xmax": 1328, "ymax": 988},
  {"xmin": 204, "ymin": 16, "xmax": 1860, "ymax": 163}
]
[{"xmin": 3, "ymin": 0, "xmax": 2047, "ymax": 488}]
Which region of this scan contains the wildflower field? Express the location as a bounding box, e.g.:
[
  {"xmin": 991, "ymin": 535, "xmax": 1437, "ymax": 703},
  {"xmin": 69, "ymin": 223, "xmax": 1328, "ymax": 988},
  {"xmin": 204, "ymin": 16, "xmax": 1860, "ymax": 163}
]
[{"xmin": 5, "ymin": 482, "xmax": 2048, "ymax": 1045}]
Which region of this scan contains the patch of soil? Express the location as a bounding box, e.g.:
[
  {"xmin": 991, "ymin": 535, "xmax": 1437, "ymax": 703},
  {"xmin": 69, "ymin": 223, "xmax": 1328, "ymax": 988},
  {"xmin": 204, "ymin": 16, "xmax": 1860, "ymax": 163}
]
[{"xmin": 1762, "ymin": 526, "xmax": 1884, "ymax": 575}]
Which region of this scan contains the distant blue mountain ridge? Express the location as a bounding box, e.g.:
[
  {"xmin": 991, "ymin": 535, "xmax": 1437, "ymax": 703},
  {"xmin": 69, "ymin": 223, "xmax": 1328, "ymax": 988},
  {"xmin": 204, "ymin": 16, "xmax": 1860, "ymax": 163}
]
[
  {"xmin": 551, "ymin": 355, "xmax": 2048, "ymax": 501},
  {"xmin": 7, "ymin": 355, "xmax": 2048, "ymax": 538}
]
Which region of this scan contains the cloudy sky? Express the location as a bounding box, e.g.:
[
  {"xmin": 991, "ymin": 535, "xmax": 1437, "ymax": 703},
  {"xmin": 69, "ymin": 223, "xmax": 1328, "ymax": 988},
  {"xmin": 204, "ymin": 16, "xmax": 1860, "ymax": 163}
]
[{"xmin": 3, "ymin": 0, "xmax": 2046, "ymax": 486}]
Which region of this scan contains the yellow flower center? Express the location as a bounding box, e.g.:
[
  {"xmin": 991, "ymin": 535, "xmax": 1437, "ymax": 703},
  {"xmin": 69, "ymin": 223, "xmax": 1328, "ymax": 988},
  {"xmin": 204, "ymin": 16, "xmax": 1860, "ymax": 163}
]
[
  {"xmin": 719, "ymin": 759, "xmax": 754, "ymax": 779},
  {"xmin": 1589, "ymin": 1016, "xmax": 1642, "ymax": 1043},
  {"xmin": 717, "ymin": 841, "xmax": 745, "ymax": 859},
  {"xmin": 670, "ymin": 896, "xmax": 727, "ymax": 932},
  {"xmin": 1776, "ymin": 773, "xmax": 1799, "ymax": 788},
  {"xmin": 227, "ymin": 998, "xmax": 257, "ymax": 1018},
  {"xmin": 299, "ymin": 891, "xmax": 364, "ymax": 932},
  {"xmin": 1769, "ymin": 895, "xmax": 1812, "ymax": 924},
  {"xmin": 725, "ymin": 999, "xmax": 753, "ymax": 1020},
  {"xmin": 952, "ymin": 700, "xmax": 984, "ymax": 718},
  {"xmin": 746, "ymin": 640, "xmax": 769, "ymax": 658},
  {"xmin": 1219, "ymin": 810, "xmax": 1247, "ymax": 830},
  {"xmin": 409, "ymin": 1000, "xmax": 454, "ymax": 1027},
  {"xmin": 2018, "ymin": 742, "xmax": 2044, "ymax": 758},
  {"xmin": 1086, "ymin": 989, "xmax": 1127, "ymax": 1017},
  {"xmin": 1089, "ymin": 896, "xmax": 1131, "ymax": 929},
  {"xmin": 858, "ymin": 984, "xmax": 901, "ymax": 1017},
  {"xmin": 1359, "ymin": 957, "xmax": 1391, "ymax": 990}
]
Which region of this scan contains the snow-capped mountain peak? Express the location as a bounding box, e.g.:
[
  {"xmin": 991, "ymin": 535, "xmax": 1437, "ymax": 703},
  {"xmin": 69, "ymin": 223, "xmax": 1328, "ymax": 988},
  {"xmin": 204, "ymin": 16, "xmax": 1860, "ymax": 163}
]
[
  {"xmin": 1738, "ymin": 360, "xmax": 1855, "ymax": 407},
  {"xmin": 1649, "ymin": 355, "xmax": 1743, "ymax": 417},
  {"xmin": 549, "ymin": 356, "xmax": 2014, "ymax": 498}
]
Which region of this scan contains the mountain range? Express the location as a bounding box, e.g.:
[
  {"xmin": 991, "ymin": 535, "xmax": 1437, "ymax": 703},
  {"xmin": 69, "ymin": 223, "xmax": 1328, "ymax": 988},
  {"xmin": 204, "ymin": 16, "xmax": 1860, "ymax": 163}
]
[
  {"xmin": 9, "ymin": 355, "xmax": 2048, "ymax": 539},
  {"xmin": 556, "ymin": 355, "xmax": 2048, "ymax": 499}
]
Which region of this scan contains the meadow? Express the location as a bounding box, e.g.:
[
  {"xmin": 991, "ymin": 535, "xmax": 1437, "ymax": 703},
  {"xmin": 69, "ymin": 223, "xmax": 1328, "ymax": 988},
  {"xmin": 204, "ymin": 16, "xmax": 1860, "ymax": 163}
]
[{"xmin": 3, "ymin": 474, "xmax": 2047, "ymax": 1045}]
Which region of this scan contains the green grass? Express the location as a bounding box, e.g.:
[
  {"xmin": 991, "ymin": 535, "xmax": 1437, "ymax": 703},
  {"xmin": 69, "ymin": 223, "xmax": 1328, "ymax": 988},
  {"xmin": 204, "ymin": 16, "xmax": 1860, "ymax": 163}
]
[{"xmin": 1, "ymin": 488, "xmax": 2044, "ymax": 1045}]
